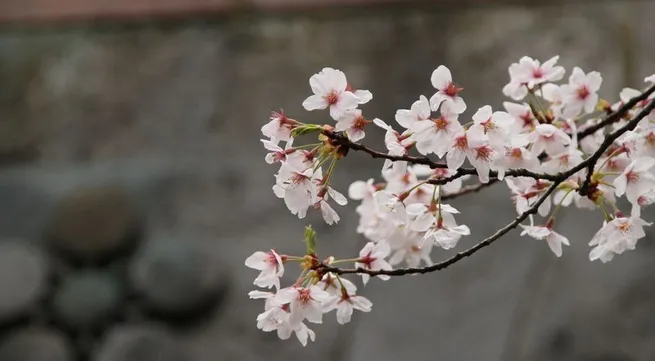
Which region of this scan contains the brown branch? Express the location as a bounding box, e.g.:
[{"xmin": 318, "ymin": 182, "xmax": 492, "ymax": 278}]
[
  {"xmin": 576, "ymin": 84, "xmax": 655, "ymax": 139},
  {"xmin": 317, "ymin": 96, "xmax": 655, "ymax": 277},
  {"xmin": 578, "ymin": 96, "xmax": 655, "ymax": 195},
  {"xmin": 324, "ymin": 130, "xmax": 563, "ymax": 182}
]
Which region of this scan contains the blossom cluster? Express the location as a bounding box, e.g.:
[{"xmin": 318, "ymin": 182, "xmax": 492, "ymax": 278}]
[{"xmin": 248, "ymin": 59, "xmax": 655, "ymax": 345}]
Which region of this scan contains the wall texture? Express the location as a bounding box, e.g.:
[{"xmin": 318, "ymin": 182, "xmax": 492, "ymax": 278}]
[{"xmin": 1, "ymin": 1, "xmax": 655, "ymax": 361}]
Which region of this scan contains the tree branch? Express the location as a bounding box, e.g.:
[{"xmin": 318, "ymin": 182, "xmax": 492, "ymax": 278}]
[
  {"xmin": 576, "ymin": 84, "xmax": 655, "ymax": 139},
  {"xmin": 578, "ymin": 97, "xmax": 655, "ymax": 195},
  {"xmin": 317, "ymin": 96, "xmax": 655, "ymax": 277}
]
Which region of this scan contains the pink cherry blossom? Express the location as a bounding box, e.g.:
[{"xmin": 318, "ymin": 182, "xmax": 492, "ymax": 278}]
[
  {"xmin": 317, "ymin": 273, "xmax": 357, "ymax": 296},
  {"xmin": 520, "ymin": 216, "xmax": 570, "ymax": 257},
  {"xmin": 410, "ymin": 101, "xmax": 463, "ymax": 157},
  {"xmin": 313, "ymin": 186, "xmax": 348, "ymax": 225},
  {"xmin": 560, "ymin": 67, "xmax": 602, "ymax": 116},
  {"xmin": 335, "ymin": 109, "xmax": 371, "ymax": 142},
  {"xmin": 323, "ymin": 291, "xmax": 372, "ymax": 324},
  {"xmin": 471, "ymin": 105, "xmax": 515, "ymax": 147},
  {"xmin": 302, "ymin": 67, "xmax": 362, "ymax": 120},
  {"xmin": 355, "ymin": 241, "xmax": 393, "ymax": 285},
  {"xmin": 395, "ymin": 95, "xmax": 431, "ymax": 129},
  {"xmin": 613, "ymin": 158, "xmax": 655, "ymax": 204},
  {"xmin": 261, "ymin": 138, "xmax": 295, "ymax": 164},
  {"xmin": 245, "ymin": 250, "xmax": 285, "ymax": 289},
  {"xmin": 505, "ymin": 177, "xmax": 552, "ymax": 217},
  {"xmin": 503, "ymin": 101, "xmax": 536, "ymax": 133},
  {"xmin": 261, "ymin": 110, "xmax": 298, "ymax": 141},
  {"xmin": 429, "ymin": 65, "xmax": 466, "ymax": 114},
  {"xmin": 373, "ymin": 118, "xmax": 413, "ymax": 174},
  {"xmin": 528, "ymin": 124, "xmax": 571, "ymax": 156},
  {"xmin": 273, "ymin": 162, "xmax": 321, "ymax": 218},
  {"xmin": 447, "ymin": 125, "xmax": 496, "ymax": 183},
  {"xmin": 493, "ymin": 136, "xmax": 539, "ymax": 180},
  {"xmin": 516, "ymin": 55, "xmax": 566, "ymax": 88},
  {"xmin": 589, "ymin": 216, "xmax": 651, "ymax": 262},
  {"xmin": 275, "ymin": 286, "xmax": 330, "ymax": 326},
  {"xmin": 503, "ymin": 62, "xmax": 530, "ymax": 100},
  {"xmin": 406, "ymin": 202, "xmax": 469, "ymax": 249}
]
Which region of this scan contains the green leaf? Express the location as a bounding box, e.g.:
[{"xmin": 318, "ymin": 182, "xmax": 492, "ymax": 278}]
[{"xmin": 303, "ymin": 225, "xmax": 317, "ymax": 255}]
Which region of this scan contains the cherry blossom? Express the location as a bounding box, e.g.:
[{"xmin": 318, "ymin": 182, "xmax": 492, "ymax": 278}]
[
  {"xmin": 517, "ymin": 55, "xmax": 566, "ymax": 88},
  {"xmin": 503, "ymin": 62, "xmax": 530, "ymax": 100},
  {"xmin": 613, "ymin": 158, "xmax": 655, "ymax": 204},
  {"xmin": 323, "ymin": 291, "xmax": 373, "ymax": 324},
  {"xmin": 406, "ymin": 202, "xmax": 470, "ymax": 249},
  {"xmin": 245, "ymin": 250, "xmax": 285, "ymax": 289},
  {"xmin": 388, "ymin": 232, "xmax": 434, "ymax": 268},
  {"xmin": 447, "ymin": 125, "xmax": 496, "ymax": 183},
  {"xmin": 356, "ymin": 241, "xmax": 393, "ymax": 285},
  {"xmin": 589, "ymin": 216, "xmax": 651, "ymax": 262},
  {"xmin": 503, "ymin": 101, "xmax": 537, "ymax": 133},
  {"xmin": 262, "ymin": 110, "xmax": 299, "ymax": 141},
  {"xmin": 273, "ymin": 162, "xmax": 322, "ymax": 218},
  {"xmin": 275, "ymin": 286, "xmax": 331, "ymax": 325},
  {"xmin": 335, "ymin": 109, "xmax": 371, "ymax": 142},
  {"xmin": 395, "ymin": 95, "xmax": 431, "ymax": 129},
  {"xmin": 249, "ymin": 57, "xmax": 655, "ymax": 346},
  {"xmin": 373, "ymin": 118, "xmax": 413, "ymax": 174},
  {"xmin": 520, "ymin": 216, "xmax": 570, "ymax": 257},
  {"xmin": 471, "ymin": 105, "xmax": 515, "ymax": 147},
  {"xmin": 429, "ymin": 65, "xmax": 466, "ymax": 114},
  {"xmin": 528, "ymin": 124, "xmax": 571, "ymax": 157},
  {"xmin": 560, "ymin": 67, "xmax": 602, "ymax": 116},
  {"xmin": 302, "ymin": 67, "xmax": 362, "ymax": 120},
  {"xmin": 493, "ymin": 136, "xmax": 539, "ymax": 180},
  {"xmin": 261, "ymin": 138, "xmax": 294, "ymax": 164},
  {"xmin": 317, "ymin": 273, "xmax": 357, "ymax": 296},
  {"xmin": 411, "ymin": 102, "xmax": 463, "ymax": 157}
]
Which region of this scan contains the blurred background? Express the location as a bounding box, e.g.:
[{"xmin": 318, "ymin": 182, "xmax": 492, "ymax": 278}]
[{"xmin": 1, "ymin": 0, "xmax": 655, "ymax": 360}]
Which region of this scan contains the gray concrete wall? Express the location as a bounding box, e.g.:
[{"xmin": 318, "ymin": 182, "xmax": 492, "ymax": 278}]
[{"xmin": 1, "ymin": 1, "xmax": 655, "ymax": 360}]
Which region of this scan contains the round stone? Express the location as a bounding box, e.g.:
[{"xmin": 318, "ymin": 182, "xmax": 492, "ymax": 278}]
[
  {"xmin": 0, "ymin": 328, "xmax": 74, "ymax": 361},
  {"xmin": 129, "ymin": 239, "xmax": 226, "ymax": 318},
  {"xmin": 94, "ymin": 325, "xmax": 187, "ymax": 361},
  {"xmin": 51, "ymin": 271, "xmax": 124, "ymax": 332},
  {"xmin": 0, "ymin": 242, "xmax": 49, "ymax": 324},
  {"xmin": 46, "ymin": 185, "xmax": 141, "ymax": 263}
]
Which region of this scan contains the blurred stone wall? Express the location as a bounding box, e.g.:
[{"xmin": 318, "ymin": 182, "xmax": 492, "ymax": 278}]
[{"xmin": 1, "ymin": 1, "xmax": 655, "ymax": 361}]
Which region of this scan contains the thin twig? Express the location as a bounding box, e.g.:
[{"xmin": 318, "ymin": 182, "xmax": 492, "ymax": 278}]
[{"xmin": 325, "ymin": 130, "xmax": 564, "ymax": 182}]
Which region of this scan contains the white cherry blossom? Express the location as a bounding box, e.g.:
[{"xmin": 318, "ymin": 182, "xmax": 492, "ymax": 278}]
[
  {"xmin": 275, "ymin": 286, "xmax": 331, "ymax": 325},
  {"xmin": 395, "ymin": 95, "xmax": 431, "ymax": 129},
  {"xmin": 613, "ymin": 158, "xmax": 655, "ymax": 204},
  {"xmin": 429, "ymin": 65, "xmax": 466, "ymax": 114},
  {"xmin": 528, "ymin": 124, "xmax": 571, "ymax": 156},
  {"xmin": 302, "ymin": 67, "xmax": 362, "ymax": 120},
  {"xmin": 410, "ymin": 101, "xmax": 463, "ymax": 157},
  {"xmin": 520, "ymin": 216, "xmax": 570, "ymax": 257},
  {"xmin": 589, "ymin": 216, "xmax": 651, "ymax": 262},
  {"xmin": 335, "ymin": 109, "xmax": 371, "ymax": 142},
  {"xmin": 355, "ymin": 241, "xmax": 393, "ymax": 285},
  {"xmin": 503, "ymin": 101, "xmax": 537, "ymax": 133},
  {"xmin": 323, "ymin": 291, "xmax": 373, "ymax": 324},
  {"xmin": 560, "ymin": 67, "xmax": 602, "ymax": 116},
  {"xmin": 245, "ymin": 250, "xmax": 285, "ymax": 289}
]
